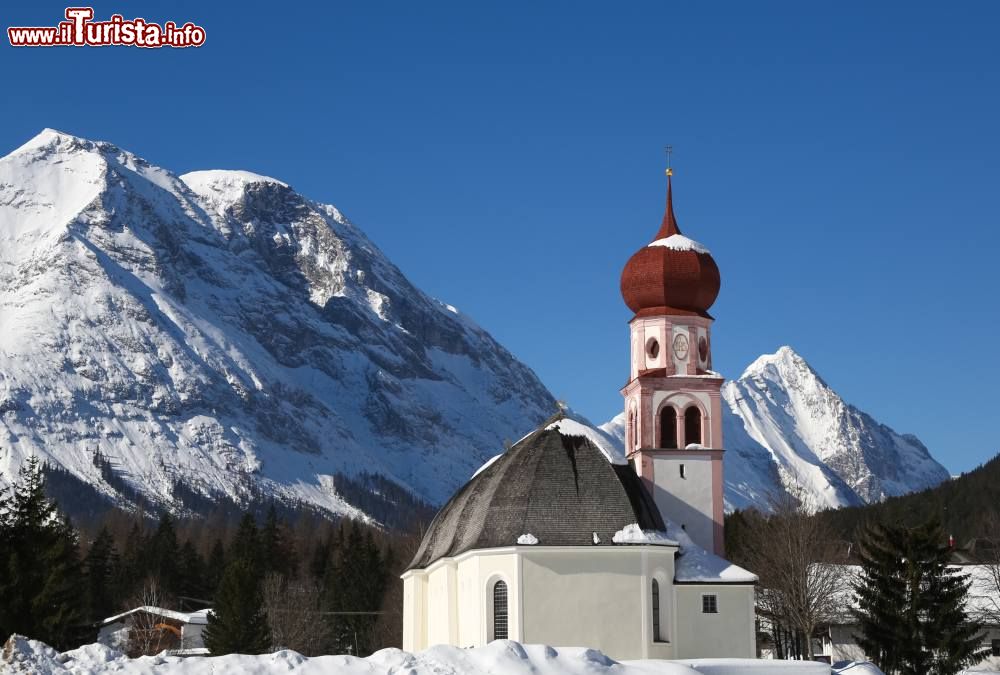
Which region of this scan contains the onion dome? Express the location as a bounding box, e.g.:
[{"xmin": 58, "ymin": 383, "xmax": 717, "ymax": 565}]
[
  {"xmin": 620, "ymin": 172, "xmax": 721, "ymax": 318},
  {"xmin": 407, "ymin": 417, "xmax": 666, "ymax": 570}
]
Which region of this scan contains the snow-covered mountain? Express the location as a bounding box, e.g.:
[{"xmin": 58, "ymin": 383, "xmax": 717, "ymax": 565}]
[
  {"xmin": 0, "ymin": 129, "xmax": 555, "ymax": 519},
  {"xmin": 601, "ymin": 347, "xmax": 949, "ymax": 511}
]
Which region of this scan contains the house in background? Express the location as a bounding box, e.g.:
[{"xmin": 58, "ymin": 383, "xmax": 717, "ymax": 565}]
[
  {"xmin": 812, "ymin": 563, "xmax": 1000, "ymax": 670},
  {"xmin": 402, "ymin": 168, "xmax": 759, "ymax": 660},
  {"xmin": 97, "ymin": 606, "xmax": 211, "ymax": 657},
  {"xmin": 757, "ymin": 561, "xmax": 1000, "ymax": 668}
]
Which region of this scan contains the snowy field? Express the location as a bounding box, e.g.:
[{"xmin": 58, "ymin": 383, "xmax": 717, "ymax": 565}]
[{"xmin": 1, "ymin": 636, "xmax": 886, "ymax": 674}]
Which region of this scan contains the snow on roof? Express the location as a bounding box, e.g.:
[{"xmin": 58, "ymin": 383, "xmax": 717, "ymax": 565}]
[
  {"xmin": 648, "ymin": 234, "xmax": 711, "ymax": 255},
  {"xmin": 666, "ymin": 522, "xmax": 758, "ymax": 584},
  {"xmin": 612, "ymin": 523, "xmax": 677, "ymax": 546},
  {"xmin": 545, "ymin": 416, "xmax": 628, "ymax": 465},
  {"xmin": 472, "ymin": 453, "xmax": 502, "ymax": 478},
  {"xmin": 100, "ymin": 606, "xmax": 211, "ymax": 627}
]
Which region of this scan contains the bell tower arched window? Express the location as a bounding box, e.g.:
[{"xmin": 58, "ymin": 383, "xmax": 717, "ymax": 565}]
[
  {"xmin": 490, "ymin": 580, "xmax": 508, "ymax": 641},
  {"xmin": 685, "ymin": 407, "xmax": 702, "ymax": 446},
  {"xmin": 659, "ymin": 407, "xmax": 677, "ymax": 449}
]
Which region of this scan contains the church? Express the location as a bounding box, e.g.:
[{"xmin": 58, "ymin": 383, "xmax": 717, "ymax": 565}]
[{"xmin": 401, "ymin": 167, "xmax": 757, "ymax": 660}]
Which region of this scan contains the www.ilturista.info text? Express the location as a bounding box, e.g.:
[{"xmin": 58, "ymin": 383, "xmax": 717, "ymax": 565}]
[{"xmin": 8, "ymin": 7, "xmax": 206, "ymax": 48}]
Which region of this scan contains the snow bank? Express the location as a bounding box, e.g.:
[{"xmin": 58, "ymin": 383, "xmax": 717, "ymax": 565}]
[
  {"xmin": 832, "ymin": 662, "xmax": 884, "ymax": 675},
  {"xmin": 2, "ymin": 636, "xmax": 711, "ymax": 674},
  {"xmin": 673, "ymin": 659, "xmax": 830, "ymax": 674}
]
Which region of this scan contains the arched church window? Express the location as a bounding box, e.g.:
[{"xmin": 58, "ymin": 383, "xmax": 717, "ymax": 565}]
[
  {"xmin": 651, "ymin": 579, "xmax": 663, "ymax": 642},
  {"xmin": 685, "ymin": 407, "xmax": 702, "ymax": 446},
  {"xmin": 659, "ymin": 407, "xmax": 677, "ymax": 449},
  {"xmin": 491, "ymin": 580, "xmax": 508, "ymax": 641}
]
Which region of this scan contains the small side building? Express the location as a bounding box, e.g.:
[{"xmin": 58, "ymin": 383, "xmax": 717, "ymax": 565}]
[
  {"xmin": 402, "ymin": 418, "xmax": 757, "ymax": 660},
  {"xmin": 97, "ymin": 606, "xmax": 211, "ymax": 657}
]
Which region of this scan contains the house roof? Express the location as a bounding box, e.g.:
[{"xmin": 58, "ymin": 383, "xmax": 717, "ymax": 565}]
[
  {"xmin": 407, "ymin": 418, "xmax": 668, "ymax": 570},
  {"xmin": 100, "ymin": 606, "xmax": 211, "ymax": 627}
]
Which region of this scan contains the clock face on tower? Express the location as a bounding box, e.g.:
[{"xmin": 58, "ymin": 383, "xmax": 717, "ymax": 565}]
[{"xmin": 672, "ymin": 333, "xmax": 689, "ymax": 360}]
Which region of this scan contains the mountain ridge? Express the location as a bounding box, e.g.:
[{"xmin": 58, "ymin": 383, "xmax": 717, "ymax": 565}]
[
  {"xmin": 600, "ymin": 346, "xmax": 949, "ymax": 511},
  {"xmin": 0, "ymin": 128, "xmax": 556, "ymax": 521}
]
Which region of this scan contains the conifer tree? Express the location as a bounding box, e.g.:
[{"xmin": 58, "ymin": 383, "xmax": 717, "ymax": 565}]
[
  {"xmin": 261, "ymin": 504, "xmax": 297, "ymax": 578},
  {"xmin": 324, "ymin": 521, "xmax": 386, "ymax": 655},
  {"xmin": 0, "ymin": 458, "xmax": 85, "ymax": 649},
  {"xmin": 229, "ymin": 513, "xmax": 261, "ymax": 572},
  {"xmin": 206, "ymin": 538, "xmax": 226, "ymax": 597},
  {"xmin": 117, "ymin": 522, "xmax": 147, "ymax": 598},
  {"xmin": 178, "ymin": 540, "xmax": 206, "ymax": 602},
  {"xmin": 84, "ymin": 527, "xmax": 118, "ymax": 623},
  {"xmin": 854, "ymin": 520, "xmax": 987, "ymax": 675},
  {"xmin": 203, "ymin": 560, "xmax": 270, "ymax": 654},
  {"xmin": 309, "ymin": 533, "xmax": 333, "ymax": 581},
  {"xmin": 150, "ymin": 512, "xmax": 180, "ymax": 597},
  {"xmin": 0, "ymin": 482, "xmax": 13, "ymax": 638},
  {"xmin": 35, "ymin": 515, "xmax": 87, "ymax": 648}
]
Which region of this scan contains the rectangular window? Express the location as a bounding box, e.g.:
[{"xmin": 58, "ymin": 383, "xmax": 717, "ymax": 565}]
[
  {"xmin": 992, "ymin": 639, "xmax": 1000, "ymax": 657},
  {"xmin": 702, "ymin": 594, "xmax": 718, "ymax": 614}
]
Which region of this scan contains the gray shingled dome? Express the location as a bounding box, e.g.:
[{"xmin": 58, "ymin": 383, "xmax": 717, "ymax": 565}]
[{"xmin": 408, "ymin": 422, "xmax": 666, "ymax": 570}]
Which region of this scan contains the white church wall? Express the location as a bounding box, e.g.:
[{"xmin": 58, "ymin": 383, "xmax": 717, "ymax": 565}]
[
  {"xmin": 649, "ymin": 452, "xmax": 716, "ymax": 554},
  {"xmin": 519, "ymin": 547, "xmax": 676, "ymax": 661},
  {"xmin": 402, "ymin": 573, "xmax": 427, "ymax": 652},
  {"xmin": 425, "ymin": 563, "xmax": 453, "ymax": 647},
  {"xmin": 403, "ymin": 549, "xmax": 521, "ymax": 652},
  {"xmin": 673, "ymin": 584, "xmax": 756, "ymax": 659},
  {"xmin": 456, "ymin": 551, "xmax": 520, "ymax": 646}
]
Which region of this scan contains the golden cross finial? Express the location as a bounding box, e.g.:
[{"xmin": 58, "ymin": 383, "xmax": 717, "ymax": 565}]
[{"xmin": 664, "ymin": 145, "xmax": 673, "ymax": 176}]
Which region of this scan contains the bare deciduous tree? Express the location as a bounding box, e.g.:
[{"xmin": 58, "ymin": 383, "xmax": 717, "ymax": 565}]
[
  {"xmin": 262, "ymin": 574, "xmax": 329, "ymax": 655},
  {"xmin": 124, "ymin": 578, "xmax": 180, "ymax": 657},
  {"xmin": 741, "ymin": 487, "xmax": 852, "ymax": 660}
]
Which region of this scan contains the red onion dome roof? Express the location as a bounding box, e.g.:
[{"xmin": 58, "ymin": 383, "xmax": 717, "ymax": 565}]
[{"xmin": 620, "ymin": 172, "xmax": 720, "ymax": 318}]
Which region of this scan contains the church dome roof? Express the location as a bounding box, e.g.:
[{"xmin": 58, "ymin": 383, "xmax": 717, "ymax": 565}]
[
  {"xmin": 407, "ymin": 417, "xmax": 667, "ymax": 570},
  {"xmin": 620, "ymin": 173, "xmax": 721, "ymax": 318}
]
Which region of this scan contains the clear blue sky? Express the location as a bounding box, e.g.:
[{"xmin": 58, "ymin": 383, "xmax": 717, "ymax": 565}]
[{"xmin": 2, "ymin": 2, "xmax": 998, "ymax": 474}]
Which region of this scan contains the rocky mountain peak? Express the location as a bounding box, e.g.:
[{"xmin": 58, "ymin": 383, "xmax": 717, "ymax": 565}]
[
  {"xmin": 603, "ymin": 347, "xmax": 949, "ymax": 512},
  {"xmin": 0, "ymin": 130, "xmax": 555, "ymax": 521}
]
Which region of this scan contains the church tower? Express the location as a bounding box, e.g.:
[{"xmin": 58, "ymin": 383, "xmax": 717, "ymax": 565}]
[{"xmin": 619, "ymin": 166, "xmax": 725, "ymax": 556}]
